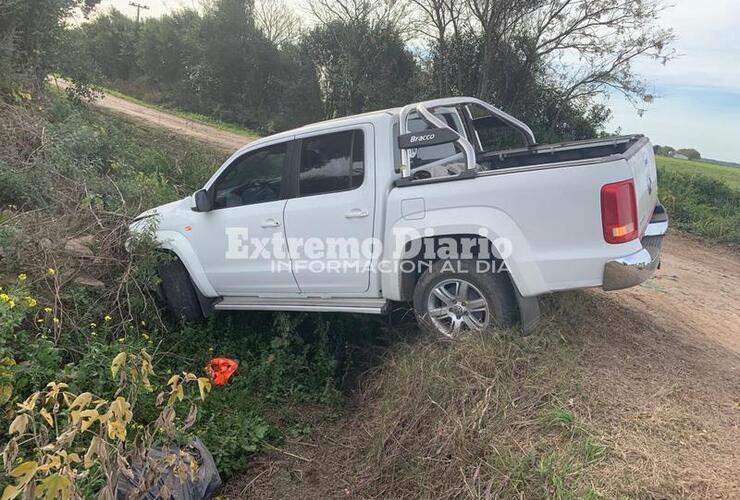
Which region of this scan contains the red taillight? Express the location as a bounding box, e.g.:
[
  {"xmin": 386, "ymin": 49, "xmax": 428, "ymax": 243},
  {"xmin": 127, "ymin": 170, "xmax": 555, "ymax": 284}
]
[{"xmin": 601, "ymin": 179, "xmax": 638, "ymax": 244}]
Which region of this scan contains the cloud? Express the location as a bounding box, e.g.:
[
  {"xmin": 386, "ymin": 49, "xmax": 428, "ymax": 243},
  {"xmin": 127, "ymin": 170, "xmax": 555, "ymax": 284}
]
[{"xmin": 608, "ymin": 0, "xmax": 740, "ymax": 162}]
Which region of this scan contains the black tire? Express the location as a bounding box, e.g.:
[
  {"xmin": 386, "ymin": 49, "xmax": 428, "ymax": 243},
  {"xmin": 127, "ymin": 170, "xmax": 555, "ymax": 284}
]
[
  {"xmin": 412, "ymin": 259, "xmax": 518, "ymax": 339},
  {"xmin": 157, "ymin": 257, "xmax": 204, "ymax": 322}
]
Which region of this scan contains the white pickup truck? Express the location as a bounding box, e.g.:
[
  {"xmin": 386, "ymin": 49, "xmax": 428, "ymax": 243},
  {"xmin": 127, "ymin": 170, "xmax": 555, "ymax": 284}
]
[{"xmin": 131, "ymin": 97, "xmax": 668, "ymax": 338}]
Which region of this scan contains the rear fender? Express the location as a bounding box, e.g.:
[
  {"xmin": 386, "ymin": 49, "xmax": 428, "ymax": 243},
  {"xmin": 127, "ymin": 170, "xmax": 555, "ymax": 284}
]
[{"xmin": 381, "ymin": 206, "xmax": 547, "ymax": 300}]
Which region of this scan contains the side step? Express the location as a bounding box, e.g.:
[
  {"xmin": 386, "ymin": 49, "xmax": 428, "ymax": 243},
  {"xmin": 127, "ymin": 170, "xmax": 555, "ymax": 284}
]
[{"xmin": 215, "ymin": 296, "xmax": 389, "ymax": 315}]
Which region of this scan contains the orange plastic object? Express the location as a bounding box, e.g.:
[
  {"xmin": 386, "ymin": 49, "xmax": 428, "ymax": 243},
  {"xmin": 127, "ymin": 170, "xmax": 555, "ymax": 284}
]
[{"xmin": 206, "ymin": 358, "xmax": 239, "ymax": 385}]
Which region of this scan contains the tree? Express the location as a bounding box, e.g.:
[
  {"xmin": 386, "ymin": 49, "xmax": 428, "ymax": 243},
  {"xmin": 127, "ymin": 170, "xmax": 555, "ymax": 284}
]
[
  {"xmin": 137, "ymin": 9, "xmax": 203, "ymax": 88},
  {"xmin": 305, "ymin": 0, "xmax": 419, "ymax": 118},
  {"xmin": 254, "ymin": 0, "xmax": 302, "ymax": 47},
  {"xmin": 677, "ymin": 148, "xmax": 701, "ymax": 161},
  {"xmin": 0, "ymin": 0, "xmax": 101, "ymax": 94},
  {"xmin": 409, "ymin": 0, "xmax": 674, "ymax": 141},
  {"xmin": 79, "ymin": 9, "xmax": 138, "ymax": 81}
]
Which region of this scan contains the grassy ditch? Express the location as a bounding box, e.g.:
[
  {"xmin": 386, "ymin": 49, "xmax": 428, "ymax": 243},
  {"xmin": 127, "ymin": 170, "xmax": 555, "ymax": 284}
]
[
  {"xmin": 346, "ymin": 294, "xmax": 607, "ymax": 499},
  {"xmin": 0, "ymin": 93, "xmax": 381, "ymax": 494}
]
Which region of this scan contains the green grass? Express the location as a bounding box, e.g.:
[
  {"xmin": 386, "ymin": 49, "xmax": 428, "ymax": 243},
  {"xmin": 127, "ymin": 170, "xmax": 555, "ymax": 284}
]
[
  {"xmin": 100, "ymin": 85, "xmax": 260, "ymax": 138},
  {"xmin": 656, "ymin": 156, "xmax": 740, "ymax": 191},
  {"xmin": 656, "ymin": 156, "xmax": 740, "ymax": 244}
]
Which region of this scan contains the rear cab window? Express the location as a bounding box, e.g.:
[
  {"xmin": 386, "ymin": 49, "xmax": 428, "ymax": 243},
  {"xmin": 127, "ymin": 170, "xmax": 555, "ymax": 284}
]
[{"xmin": 401, "ymin": 109, "xmax": 469, "ymax": 180}]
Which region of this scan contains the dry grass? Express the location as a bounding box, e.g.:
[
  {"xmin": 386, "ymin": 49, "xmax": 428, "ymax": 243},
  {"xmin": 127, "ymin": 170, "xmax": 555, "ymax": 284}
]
[
  {"xmin": 346, "ymin": 295, "xmax": 606, "ymax": 499},
  {"xmin": 228, "ymin": 290, "xmax": 739, "ymax": 499}
]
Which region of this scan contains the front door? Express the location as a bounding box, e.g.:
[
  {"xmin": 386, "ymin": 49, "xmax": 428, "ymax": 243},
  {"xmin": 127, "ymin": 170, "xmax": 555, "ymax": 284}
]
[
  {"xmin": 283, "ymin": 125, "xmax": 376, "ymax": 294},
  {"xmin": 190, "ymin": 140, "xmax": 299, "ymax": 295}
]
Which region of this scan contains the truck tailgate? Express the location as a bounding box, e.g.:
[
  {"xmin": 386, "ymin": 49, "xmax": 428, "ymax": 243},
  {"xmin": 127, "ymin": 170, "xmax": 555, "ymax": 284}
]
[{"xmin": 624, "ymin": 138, "xmax": 659, "ymax": 235}]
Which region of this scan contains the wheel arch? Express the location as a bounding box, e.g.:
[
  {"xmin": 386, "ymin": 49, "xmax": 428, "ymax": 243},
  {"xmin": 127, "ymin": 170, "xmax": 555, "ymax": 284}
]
[
  {"xmin": 153, "ymin": 230, "xmax": 218, "ymax": 298},
  {"xmin": 381, "ymin": 206, "xmax": 547, "ymax": 301}
]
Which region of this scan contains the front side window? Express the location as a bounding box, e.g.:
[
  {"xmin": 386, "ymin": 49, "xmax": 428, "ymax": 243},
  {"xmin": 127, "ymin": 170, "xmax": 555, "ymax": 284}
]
[
  {"xmin": 299, "ymin": 130, "xmax": 364, "ymax": 197},
  {"xmin": 212, "ymin": 142, "xmax": 288, "ymax": 209}
]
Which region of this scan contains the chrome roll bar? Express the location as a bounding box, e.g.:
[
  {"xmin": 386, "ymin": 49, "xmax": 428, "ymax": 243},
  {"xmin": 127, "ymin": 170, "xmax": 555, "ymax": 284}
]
[{"xmin": 398, "ymin": 97, "xmax": 537, "ymax": 178}]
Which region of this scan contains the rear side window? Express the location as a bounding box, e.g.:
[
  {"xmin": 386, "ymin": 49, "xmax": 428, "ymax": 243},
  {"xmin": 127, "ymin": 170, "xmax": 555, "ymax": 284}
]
[
  {"xmin": 299, "ymin": 130, "xmax": 364, "ymax": 197},
  {"xmin": 407, "ymin": 113, "xmax": 462, "ymax": 169},
  {"xmin": 212, "ymin": 142, "xmax": 287, "ymax": 209}
]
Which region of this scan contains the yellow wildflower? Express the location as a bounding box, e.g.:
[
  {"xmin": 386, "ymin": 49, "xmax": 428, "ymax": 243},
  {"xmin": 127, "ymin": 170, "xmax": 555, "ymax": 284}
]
[
  {"xmin": 17, "ymin": 273, "xmax": 27, "ymax": 282},
  {"xmin": 52, "ymin": 318, "xmax": 60, "ymax": 325},
  {"xmin": 104, "ymin": 315, "xmax": 112, "ymax": 322},
  {"xmin": 24, "ymin": 297, "xmax": 37, "ymax": 308},
  {"xmin": 90, "ymin": 331, "xmax": 97, "ymax": 337},
  {"xmin": 44, "ymin": 307, "xmax": 52, "ymax": 313},
  {"xmin": 47, "ymin": 268, "xmax": 57, "ymax": 276},
  {"xmin": 117, "ymin": 338, "xmax": 125, "ymax": 343},
  {"xmin": 142, "ymin": 333, "xmax": 150, "ymax": 340},
  {"xmin": 0, "ymin": 293, "xmax": 9, "ymax": 302},
  {"xmin": 90, "ymin": 322, "xmax": 97, "ymax": 329},
  {"xmin": 8, "ymin": 300, "xmax": 15, "ymax": 309}
]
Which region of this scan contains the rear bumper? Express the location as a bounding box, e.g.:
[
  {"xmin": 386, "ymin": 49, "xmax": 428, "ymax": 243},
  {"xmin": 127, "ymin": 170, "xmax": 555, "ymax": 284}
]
[{"xmin": 603, "ymin": 205, "xmax": 668, "ymax": 291}]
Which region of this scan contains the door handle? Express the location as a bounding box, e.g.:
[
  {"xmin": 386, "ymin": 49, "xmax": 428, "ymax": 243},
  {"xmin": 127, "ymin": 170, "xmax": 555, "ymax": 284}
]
[
  {"xmin": 344, "ymin": 209, "xmax": 369, "ymax": 219},
  {"xmin": 260, "ymin": 218, "xmax": 281, "ymax": 228}
]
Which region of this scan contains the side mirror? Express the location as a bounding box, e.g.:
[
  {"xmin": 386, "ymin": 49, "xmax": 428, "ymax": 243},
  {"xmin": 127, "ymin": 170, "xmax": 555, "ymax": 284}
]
[
  {"xmin": 398, "ymin": 127, "xmax": 460, "ymax": 149},
  {"xmin": 192, "ymin": 189, "xmax": 212, "ymax": 213}
]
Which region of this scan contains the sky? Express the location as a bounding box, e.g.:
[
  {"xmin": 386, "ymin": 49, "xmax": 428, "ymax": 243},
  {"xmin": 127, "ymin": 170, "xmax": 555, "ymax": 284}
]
[{"xmin": 98, "ymin": 0, "xmax": 740, "ymax": 162}]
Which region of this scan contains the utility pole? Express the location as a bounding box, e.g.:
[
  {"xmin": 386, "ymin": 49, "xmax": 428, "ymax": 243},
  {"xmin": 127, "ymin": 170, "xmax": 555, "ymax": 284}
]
[{"xmin": 129, "ymin": 2, "xmax": 149, "ymax": 25}]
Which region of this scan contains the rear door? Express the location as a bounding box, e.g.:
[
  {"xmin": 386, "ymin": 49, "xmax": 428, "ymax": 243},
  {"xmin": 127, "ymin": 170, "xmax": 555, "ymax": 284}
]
[{"xmin": 283, "ymin": 125, "xmax": 376, "ymax": 294}]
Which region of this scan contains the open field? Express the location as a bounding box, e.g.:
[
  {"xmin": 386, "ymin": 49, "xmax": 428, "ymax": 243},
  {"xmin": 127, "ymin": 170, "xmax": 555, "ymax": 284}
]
[{"xmin": 657, "ymin": 156, "xmax": 740, "ymax": 190}]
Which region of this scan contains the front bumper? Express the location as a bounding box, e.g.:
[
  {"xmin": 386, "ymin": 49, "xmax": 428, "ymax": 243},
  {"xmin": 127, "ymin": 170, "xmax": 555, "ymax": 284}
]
[{"xmin": 603, "ymin": 204, "xmax": 668, "ymax": 291}]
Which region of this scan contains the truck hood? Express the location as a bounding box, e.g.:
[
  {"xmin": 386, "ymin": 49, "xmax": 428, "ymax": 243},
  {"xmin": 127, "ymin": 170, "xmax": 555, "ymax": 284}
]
[{"xmin": 133, "ymin": 197, "xmax": 191, "ymax": 222}]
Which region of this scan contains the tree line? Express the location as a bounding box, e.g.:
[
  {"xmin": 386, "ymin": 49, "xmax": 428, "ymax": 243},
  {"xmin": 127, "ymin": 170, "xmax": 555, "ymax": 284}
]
[
  {"xmin": 3, "ymin": 0, "xmax": 675, "ymax": 140},
  {"xmin": 654, "ymin": 145, "xmax": 702, "ymax": 160}
]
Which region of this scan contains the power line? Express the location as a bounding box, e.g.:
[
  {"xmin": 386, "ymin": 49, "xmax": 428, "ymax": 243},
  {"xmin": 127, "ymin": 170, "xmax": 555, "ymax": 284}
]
[{"xmin": 129, "ymin": 2, "xmax": 150, "ymax": 24}]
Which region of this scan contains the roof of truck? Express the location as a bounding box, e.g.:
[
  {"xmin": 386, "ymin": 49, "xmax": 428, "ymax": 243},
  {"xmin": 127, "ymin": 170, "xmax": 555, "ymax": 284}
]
[{"xmin": 235, "ymin": 107, "xmax": 402, "ymax": 154}]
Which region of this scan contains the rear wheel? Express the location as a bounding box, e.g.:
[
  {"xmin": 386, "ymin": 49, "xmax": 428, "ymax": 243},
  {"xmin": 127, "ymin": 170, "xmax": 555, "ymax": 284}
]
[
  {"xmin": 157, "ymin": 257, "xmax": 204, "ymax": 322},
  {"xmin": 413, "ymin": 260, "xmax": 518, "ymax": 339}
]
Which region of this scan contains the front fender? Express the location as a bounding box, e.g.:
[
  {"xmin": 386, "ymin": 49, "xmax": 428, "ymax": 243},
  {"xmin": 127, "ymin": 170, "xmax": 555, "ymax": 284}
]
[
  {"xmin": 380, "ymin": 206, "xmax": 547, "ymax": 300},
  {"xmin": 154, "ymin": 230, "xmax": 218, "ymax": 298}
]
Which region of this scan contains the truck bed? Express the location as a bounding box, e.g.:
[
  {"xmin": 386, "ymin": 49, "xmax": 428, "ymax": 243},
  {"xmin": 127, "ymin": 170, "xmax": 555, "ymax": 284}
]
[{"xmin": 478, "ymin": 135, "xmax": 643, "ymax": 171}]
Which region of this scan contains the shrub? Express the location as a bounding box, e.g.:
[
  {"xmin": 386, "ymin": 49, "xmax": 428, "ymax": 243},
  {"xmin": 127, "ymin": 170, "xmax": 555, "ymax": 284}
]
[{"xmin": 1, "ymin": 349, "xmax": 212, "ymax": 499}]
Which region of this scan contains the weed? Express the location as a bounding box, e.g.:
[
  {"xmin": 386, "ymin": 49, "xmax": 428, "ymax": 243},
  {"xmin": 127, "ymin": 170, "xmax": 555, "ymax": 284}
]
[
  {"xmin": 578, "ymin": 436, "xmax": 607, "ymax": 464},
  {"xmin": 541, "ymin": 403, "xmax": 577, "ymax": 433}
]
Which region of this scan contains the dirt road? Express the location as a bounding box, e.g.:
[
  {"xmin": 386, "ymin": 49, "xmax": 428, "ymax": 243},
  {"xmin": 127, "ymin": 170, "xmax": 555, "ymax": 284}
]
[
  {"xmin": 619, "ymin": 232, "xmax": 739, "ymax": 354},
  {"xmin": 85, "ymin": 91, "xmax": 740, "ymax": 497},
  {"xmin": 54, "ymin": 80, "xmax": 254, "ymax": 152}
]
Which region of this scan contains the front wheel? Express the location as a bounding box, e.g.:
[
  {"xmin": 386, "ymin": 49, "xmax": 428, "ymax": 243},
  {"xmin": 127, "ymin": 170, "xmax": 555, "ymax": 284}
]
[
  {"xmin": 157, "ymin": 257, "xmax": 204, "ymax": 322},
  {"xmin": 413, "ymin": 260, "xmax": 518, "ymax": 339}
]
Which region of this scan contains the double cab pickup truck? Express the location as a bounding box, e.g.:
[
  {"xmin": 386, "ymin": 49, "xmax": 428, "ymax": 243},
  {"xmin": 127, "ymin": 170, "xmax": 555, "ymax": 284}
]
[{"xmin": 131, "ymin": 97, "xmax": 668, "ymax": 338}]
